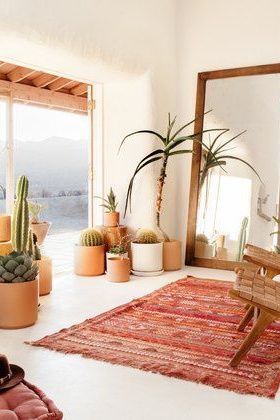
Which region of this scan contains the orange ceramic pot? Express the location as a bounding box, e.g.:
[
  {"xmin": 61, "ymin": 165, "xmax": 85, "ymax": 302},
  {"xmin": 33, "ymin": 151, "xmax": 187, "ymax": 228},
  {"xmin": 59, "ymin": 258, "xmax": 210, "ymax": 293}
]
[
  {"xmin": 107, "ymin": 257, "xmax": 130, "ymax": 282},
  {"xmin": 0, "ymin": 241, "xmax": 13, "ymax": 256},
  {"xmin": 101, "ymin": 225, "xmax": 128, "ymax": 250},
  {"xmin": 0, "ymin": 279, "xmax": 38, "ymax": 329},
  {"xmin": 30, "ymin": 222, "xmax": 51, "ymax": 245},
  {"xmin": 104, "ymin": 212, "xmax": 119, "ymax": 227},
  {"xmin": 74, "ymin": 244, "xmax": 105, "ymax": 276},
  {"xmin": 163, "ymin": 240, "xmax": 182, "ymax": 271},
  {"xmin": 37, "ymin": 256, "xmax": 52, "ymax": 296},
  {"xmin": 0, "ymin": 215, "xmax": 11, "ymax": 243}
]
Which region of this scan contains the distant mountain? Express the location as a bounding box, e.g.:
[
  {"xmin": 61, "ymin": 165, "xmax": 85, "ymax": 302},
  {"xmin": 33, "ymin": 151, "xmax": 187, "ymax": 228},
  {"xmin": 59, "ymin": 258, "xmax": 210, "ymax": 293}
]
[{"xmin": 1, "ymin": 137, "xmax": 88, "ymax": 195}]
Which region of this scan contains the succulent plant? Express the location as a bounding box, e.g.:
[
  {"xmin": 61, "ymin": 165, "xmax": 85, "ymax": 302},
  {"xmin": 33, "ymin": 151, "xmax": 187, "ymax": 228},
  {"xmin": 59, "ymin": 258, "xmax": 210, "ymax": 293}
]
[
  {"xmin": 94, "ymin": 188, "xmax": 118, "ymax": 213},
  {"xmin": 109, "ymin": 245, "xmax": 127, "ymax": 255},
  {"xmin": 28, "ymin": 231, "xmax": 42, "ymax": 261},
  {"xmin": 29, "ymin": 201, "xmax": 48, "ymax": 223},
  {"xmin": 136, "ymin": 229, "xmax": 159, "ymax": 244},
  {"xmin": 79, "ymin": 229, "xmax": 104, "ymax": 247},
  {"xmin": 0, "ymin": 251, "xmax": 38, "ymax": 283},
  {"xmin": 12, "ymin": 175, "xmax": 29, "ymax": 253},
  {"xmin": 196, "ymin": 233, "xmax": 209, "ymax": 244}
]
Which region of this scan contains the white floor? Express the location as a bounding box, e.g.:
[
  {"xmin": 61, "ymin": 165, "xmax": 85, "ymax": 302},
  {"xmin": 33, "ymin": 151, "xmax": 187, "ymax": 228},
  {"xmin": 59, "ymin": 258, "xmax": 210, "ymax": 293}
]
[{"xmin": 1, "ymin": 266, "xmax": 280, "ymax": 420}]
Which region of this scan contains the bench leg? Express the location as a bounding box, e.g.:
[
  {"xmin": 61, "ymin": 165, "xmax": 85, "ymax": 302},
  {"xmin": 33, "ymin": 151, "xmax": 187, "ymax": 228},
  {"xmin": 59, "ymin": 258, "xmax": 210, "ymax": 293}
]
[
  {"xmin": 230, "ymin": 310, "xmax": 276, "ymax": 367},
  {"xmin": 237, "ymin": 305, "xmax": 254, "ymax": 332}
]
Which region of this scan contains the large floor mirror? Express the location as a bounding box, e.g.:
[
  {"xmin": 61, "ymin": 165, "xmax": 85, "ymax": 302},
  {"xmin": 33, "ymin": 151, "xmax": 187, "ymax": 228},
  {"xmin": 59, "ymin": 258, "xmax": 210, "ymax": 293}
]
[{"xmin": 186, "ymin": 64, "xmax": 280, "ymax": 270}]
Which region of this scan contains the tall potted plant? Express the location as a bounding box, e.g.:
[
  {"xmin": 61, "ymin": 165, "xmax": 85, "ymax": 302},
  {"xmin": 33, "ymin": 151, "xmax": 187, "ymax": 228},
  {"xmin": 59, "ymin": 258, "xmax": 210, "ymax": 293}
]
[
  {"xmin": 0, "ymin": 176, "xmax": 39, "ymax": 329},
  {"xmin": 119, "ymin": 114, "xmax": 217, "ymax": 270},
  {"xmin": 131, "ymin": 229, "xmax": 163, "ymax": 276},
  {"xmin": 74, "ymin": 228, "xmax": 105, "ymax": 276},
  {"xmin": 29, "ymin": 201, "xmax": 51, "ymax": 245},
  {"xmin": 94, "ymin": 188, "xmax": 119, "ymax": 227}
]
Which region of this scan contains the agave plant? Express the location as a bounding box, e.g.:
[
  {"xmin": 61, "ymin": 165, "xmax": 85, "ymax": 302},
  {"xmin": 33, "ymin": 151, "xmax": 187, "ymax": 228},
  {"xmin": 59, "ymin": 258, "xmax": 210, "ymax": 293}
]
[
  {"xmin": 119, "ymin": 112, "xmax": 223, "ymax": 241},
  {"xmin": 94, "ymin": 187, "xmax": 118, "ymax": 212},
  {"xmin": 200, "ymin": 129, "xmax": 261, "ymax": 189}
]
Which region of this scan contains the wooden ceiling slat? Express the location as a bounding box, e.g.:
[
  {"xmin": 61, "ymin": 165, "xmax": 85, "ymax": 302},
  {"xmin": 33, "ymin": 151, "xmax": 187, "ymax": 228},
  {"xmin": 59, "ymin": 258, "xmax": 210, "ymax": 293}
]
[
  {"xmin": 70, "ymin": 83, "xmax": 88, "ymax": 96},
  {"xmin": 47, "ymin": 77, "xmax": 74, "ymax": 91},
  {"xmin": 32, "ymin": 74, "xmax": 60, "ymax": 88},
  {"xmin": 7, "ymin": 66, "xmax": 37, "ymax": 82}
]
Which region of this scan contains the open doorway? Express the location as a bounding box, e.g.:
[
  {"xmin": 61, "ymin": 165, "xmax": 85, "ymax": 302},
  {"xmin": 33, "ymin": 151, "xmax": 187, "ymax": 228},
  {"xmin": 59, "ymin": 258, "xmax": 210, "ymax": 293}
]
[{"xmin": 0, "ymin": 61, "xmax": 96, "ymax": 274}]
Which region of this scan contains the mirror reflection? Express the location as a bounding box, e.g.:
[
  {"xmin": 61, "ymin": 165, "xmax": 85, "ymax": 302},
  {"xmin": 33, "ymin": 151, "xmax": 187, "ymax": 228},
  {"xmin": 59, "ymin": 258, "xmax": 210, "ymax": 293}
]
[{"xmin": 195, "ymin": 74, "xmax": 280, "ymax": 262}]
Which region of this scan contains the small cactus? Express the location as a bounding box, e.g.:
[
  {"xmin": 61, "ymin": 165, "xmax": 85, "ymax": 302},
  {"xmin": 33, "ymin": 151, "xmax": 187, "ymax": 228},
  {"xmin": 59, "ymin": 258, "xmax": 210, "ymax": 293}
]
[
  {"xmin": 12, "ymin": 175, "xmax": 29, "ymax": 252},
  {"xmin": 80, "ymin": 229, "xmax": 104, "ymax": 246},
  {"xmin": 136, "ymin": 229, "xmax": 159, "ymax": 244},
  {"xmin": 196, "ymin": 233, "xmax": 209, "ymax": 244},
  {"xmin": 28, "ymin": 230, "xmax": 42, "ymax": 261}
]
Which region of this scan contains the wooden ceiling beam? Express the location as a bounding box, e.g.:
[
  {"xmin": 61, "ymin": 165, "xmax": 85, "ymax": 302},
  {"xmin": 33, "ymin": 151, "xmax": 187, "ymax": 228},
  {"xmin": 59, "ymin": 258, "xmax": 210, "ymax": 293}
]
[
  {"xmin": 32, "ymin": 73, "xmax": 60, "ymax": 88},
  {"xmin": 70, "ymin": 83, "xmax": 88, "ymax": 96},
  {"xmin": 0, "ymin": 79, "xmax": 87, "ymax": 112},
  {"xmin": 47, "ymin": 77, "xmax": 74, "ymax": 91},
  {"xmin": 7, "ymin": 66, "xmax": 37, "ymax": 82}
]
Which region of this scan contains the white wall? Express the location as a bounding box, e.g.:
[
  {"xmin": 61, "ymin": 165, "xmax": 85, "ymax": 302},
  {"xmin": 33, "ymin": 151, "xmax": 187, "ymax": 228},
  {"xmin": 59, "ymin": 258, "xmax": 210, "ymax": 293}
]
[
  {"xmin": 176, "ymin": 0, "xmax": 280, "ymax": 251},
  {"xmin": 0, "ymin": 0, "xmax": 177, "ymax": 233}
]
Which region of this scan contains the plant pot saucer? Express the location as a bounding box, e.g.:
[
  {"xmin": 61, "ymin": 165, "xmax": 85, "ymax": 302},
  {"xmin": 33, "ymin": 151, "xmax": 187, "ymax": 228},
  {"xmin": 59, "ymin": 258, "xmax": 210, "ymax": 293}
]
[{"xmin": 131, "ymin": 269, "xmax": 164, "ymax": 277}]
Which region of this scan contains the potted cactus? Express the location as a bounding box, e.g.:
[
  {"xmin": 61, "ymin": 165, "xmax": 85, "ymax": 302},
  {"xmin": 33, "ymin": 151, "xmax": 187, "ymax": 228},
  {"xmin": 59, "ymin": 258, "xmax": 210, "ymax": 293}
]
[
  {"xmin": 106, "ymin": 230, "xmax": 131, "ymax": 263},
  {"xmin": 29, "ymin": 201, "xmax": 51, "ymax": 245},
  {"xmin": 131, "ymin": 229, "xmax": 163, "ymax": 276},
  {"xmin": 0, "ymin": 175, "xmax": 39, "ymax": 329},
  {"xmin": 28, "ymin": 231, "xmax": 52, "ymax": 296},
  {"xmin": 74, "ymin": 228, "xmax": 105, "ymax": 276},
  {"xmin": 94, "ymin": 188, "xmax": 119, "ymax": 227}
]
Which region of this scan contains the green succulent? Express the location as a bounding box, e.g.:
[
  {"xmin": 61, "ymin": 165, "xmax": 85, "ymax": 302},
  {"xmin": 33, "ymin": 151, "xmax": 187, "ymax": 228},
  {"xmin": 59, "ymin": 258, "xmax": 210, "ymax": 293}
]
[
  {"xmin": 0, "ymin": 251, "xmax": 38, "ymax": 283},
  {"xmin": 94, "ymin": 188, "xmax": 118, "ymax": 212}
]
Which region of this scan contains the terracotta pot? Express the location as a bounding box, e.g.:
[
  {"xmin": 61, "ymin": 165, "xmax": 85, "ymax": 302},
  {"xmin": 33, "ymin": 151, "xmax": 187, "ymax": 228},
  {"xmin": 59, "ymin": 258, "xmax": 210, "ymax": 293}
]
[
  {"xmin": 100, "ymin": 225, "xmax": 128, "ymax": 250},
  {"xmin": 0, "ymin": 279, "xmax": 38, "ymax": 329},
  {"xmin": 36, "ymin": 256, "xmax": 52, "ymax": 296},
  {"xmin": 104, "ymin": 212, "xmax": 119, "ymax": 227},
  {"xmin": 106, "ymin": 251, "xmax": 128, "ymax": 264},
  {"xmin": 131, "ymin": 242, "xmax": 163, "ymax": 274},
  {"xmin": 163, "ymin": 240, "xmax": 182, "ymax": 271},
  {"xmin": 30, "ymin": 222, "xmax": 51, "ymax": 245},
  {"xmin": 0, "ymin": 241, "xmax": 13, "ymax": 256},
  {"xmin": 195, "ymin": 241, "xmax": 214, "ymax": 258},
  {"xmin": 107, "ymin": 257, "xmax": 130, "ymax": 282},
  {"xmin": 74, "ymin": 244, "xmax": 105, "ymax": 276},
  {"xmin": 0, "ymin": 215, "xmax": 11, "ymax": 243}
]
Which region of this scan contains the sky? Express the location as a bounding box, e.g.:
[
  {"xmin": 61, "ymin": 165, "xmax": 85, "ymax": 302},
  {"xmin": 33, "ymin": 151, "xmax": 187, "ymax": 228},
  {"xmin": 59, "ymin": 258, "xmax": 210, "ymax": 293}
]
[{"xmin": 0, "ymin": 99, "xmax": 88, "ymax": 143}]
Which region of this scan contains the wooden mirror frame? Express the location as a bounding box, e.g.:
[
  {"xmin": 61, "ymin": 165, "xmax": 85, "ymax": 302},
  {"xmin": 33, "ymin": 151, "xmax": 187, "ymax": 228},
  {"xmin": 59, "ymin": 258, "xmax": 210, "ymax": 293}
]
[{"xmin": 185, "ymin": 63, "xmax": 280, "ymax": 270}]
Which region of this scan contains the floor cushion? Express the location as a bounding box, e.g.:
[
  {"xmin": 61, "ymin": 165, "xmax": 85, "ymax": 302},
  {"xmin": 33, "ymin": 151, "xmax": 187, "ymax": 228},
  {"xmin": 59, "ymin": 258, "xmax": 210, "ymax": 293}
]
[{"xmin": 0, "ymin": 380, "xmax": 63, "ymax": 419}]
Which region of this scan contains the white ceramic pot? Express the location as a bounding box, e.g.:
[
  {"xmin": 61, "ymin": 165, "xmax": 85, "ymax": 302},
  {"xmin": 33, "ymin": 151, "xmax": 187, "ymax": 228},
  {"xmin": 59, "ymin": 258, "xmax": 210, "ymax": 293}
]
[
  {"xmin": 106, "ymin": 252, "xmax": 128, "ymax": 264},
  {"xmin": 131, "ymin": 242, "xmax": 163, "ymax": 275}
]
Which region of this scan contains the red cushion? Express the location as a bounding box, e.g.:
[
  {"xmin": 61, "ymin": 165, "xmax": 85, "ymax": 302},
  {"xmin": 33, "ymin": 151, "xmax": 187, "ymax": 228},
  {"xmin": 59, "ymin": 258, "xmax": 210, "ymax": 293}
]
[{"xmin": 0, "ymin": 380, "xmax": 63, "ymax": 419}]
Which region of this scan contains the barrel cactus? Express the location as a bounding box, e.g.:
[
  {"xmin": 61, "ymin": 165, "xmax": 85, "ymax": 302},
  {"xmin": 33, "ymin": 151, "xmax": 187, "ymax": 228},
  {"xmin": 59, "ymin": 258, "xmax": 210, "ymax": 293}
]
[
  {"xmin": 0, "ymin": 251, "xmax": 38, "ymax": 283},
  {"xmin": 79, "ymin": 229, "xmax": 104, "ymax": 246},
  {"xmin": 196, "ymin": 233, "xmax": 209, "ymax": 244},
  {"xmin": 12, "ymin": 176, "xmax": 29, "ymax": 252},
  {"xmin": 136, "ymin": 229, "xmax": 159, "ymax": 244}
]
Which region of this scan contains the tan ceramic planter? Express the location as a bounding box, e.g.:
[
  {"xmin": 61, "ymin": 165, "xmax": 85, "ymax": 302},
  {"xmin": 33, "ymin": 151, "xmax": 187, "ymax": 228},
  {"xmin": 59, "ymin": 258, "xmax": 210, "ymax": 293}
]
[
  {"xmin": 74, "ymin": 244, "xmax": 105, "ymax": 276},
  {"xmin": 163, "ymin": 240, "xmax": 182, "ymax": 271},
  {"xmin": 107, "ymin": 257, "xmax": 130, "ymax": 282},
  {"xmin": 30, "ymin": 222, "xmax": 51, "ymax": 245},
  {"xmin": 0, "ymin": 279, "xmax": 38, "ymax": 329},
  {"xmin": 0, "ymin": 215, "xmax": 11, "ymax": 243},
  {"xmin": 36, "ymin": 256, "xmax": 52, "ymax": 296},
  {"xmin": 0, "ymin": 241, "xmax": 13, "ymax": 256},
  {"xmin": 104, "ymin": 212, "xmax": 119, "ymax": 227}
]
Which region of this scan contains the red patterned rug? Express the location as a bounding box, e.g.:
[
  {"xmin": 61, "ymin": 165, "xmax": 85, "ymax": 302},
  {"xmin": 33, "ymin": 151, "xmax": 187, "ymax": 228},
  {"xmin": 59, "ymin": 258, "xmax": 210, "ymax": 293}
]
[{"xmin": 28, "ymin": 277, "xmax": 280, "ymax": 398}]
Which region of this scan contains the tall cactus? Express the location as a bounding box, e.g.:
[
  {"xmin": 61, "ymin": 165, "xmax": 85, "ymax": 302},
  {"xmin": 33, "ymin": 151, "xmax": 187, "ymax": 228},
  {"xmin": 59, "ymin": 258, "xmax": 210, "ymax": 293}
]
[
  {"xmin": 236, "ymin": 217, "xmax": 248, "ymax": 262},
  {"xmin": 12, "ymin": 175, "xmax": 29, "ymax": 252}
]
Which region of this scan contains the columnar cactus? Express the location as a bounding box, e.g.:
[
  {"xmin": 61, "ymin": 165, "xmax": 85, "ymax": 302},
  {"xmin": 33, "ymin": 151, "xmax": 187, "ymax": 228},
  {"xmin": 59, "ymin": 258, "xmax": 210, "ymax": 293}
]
[
  {"xmin": 12, "ymin": 176, "xmax": 29, "ymax": 252},
  {"xmin": 136, "ymin": 229, "xmax": 159, "ymax": 244},
  {"xmin": 80, "ymin": 229, "xmax": 104, "ymax": 246},
  {"xmin": 28, "ymin": 230, "xmax": 42, "ymax": 261}
]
